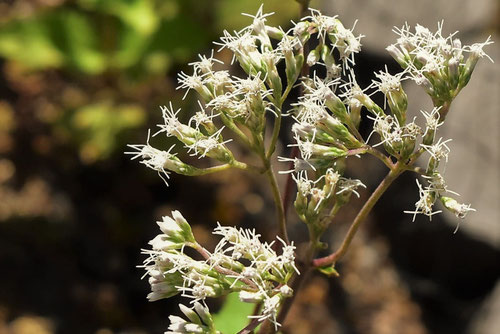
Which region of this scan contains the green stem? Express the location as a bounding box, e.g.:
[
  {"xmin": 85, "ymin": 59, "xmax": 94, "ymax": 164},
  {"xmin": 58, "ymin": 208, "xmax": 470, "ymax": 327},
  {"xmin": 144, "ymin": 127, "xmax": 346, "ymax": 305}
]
[
  {"xmin": 189, "ymin": 242, "xmax": 258, "ymax": 289},
  {"xmin": 312, "ymin": 162, "xmax": 405, "ymax": 268},
  {"xmin": 266, "ymin": 107, "xmax": 282, "ymax": 159},
  {"xmin": 264, "ymin": 163, "xmax": 289, "ymax": 244},
  {"xmin": 188, "ymin": 161, "xmax": 261, "ymax": 176},
  {"xmin": 267, "ymin": 82, "xmax": 294, "ymax": 160},
  {"xmin": 219, "ymin": 113, "xmax": 253, "ymax": 148},
  {"xmin": 189, "ymin": 163, "xmax": 234, "ymax": 176},
  {"xmin": 366, "ymin": 147, "xmax": 396, "ymax": 170}
]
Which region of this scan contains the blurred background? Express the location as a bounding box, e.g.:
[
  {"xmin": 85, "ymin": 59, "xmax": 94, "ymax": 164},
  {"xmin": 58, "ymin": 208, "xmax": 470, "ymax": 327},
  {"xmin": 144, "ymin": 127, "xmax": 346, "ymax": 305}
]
[{"xmin": 0, "ymin": 0, "xmax": 498, "ymax": 333}]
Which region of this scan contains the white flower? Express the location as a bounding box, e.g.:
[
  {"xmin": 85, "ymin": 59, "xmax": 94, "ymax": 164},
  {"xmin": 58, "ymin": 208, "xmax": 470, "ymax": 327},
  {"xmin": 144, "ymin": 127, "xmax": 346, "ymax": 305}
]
[
  {"xmin": 184, "ymin": 128, "xmax": 232, "ymax": 159},
  {"xmin": 189, "ymin": 50, "xmax": 224, "ymax": 75},
  {"xmin": 404, "ymin": 179, "xmax": 441, "ymax": 221},
  {"xmin": 278, "ymin": 156, "xmax": 316, "ymax": 174},
  {"xmin": 463, "ymin": 35, "xmax": 494, "ymax": 62},
  {"xmin": 336, "ymin": 177, "xmax": 366, "ymax": 198},
  {"xmin": 158, "ymin": 103, "xmax": 194, "ymax": 139},
  {"xmin": 421, "ymin": 107, "xmax": 443, "ymax": 132},
  {"xmin": 241, "ymin": 4, "xmax": 274, "ymax": 40},
  {"xmin": 177, "ymin": 70, "xmax": 206, "ymax": 100},
  {"xmin": 421, "ymin": 137, "xmax": 451, "ymax": 164},
  {"xmin": 126, "ymin": 131, "xmax": 176, "ymax": 185}
]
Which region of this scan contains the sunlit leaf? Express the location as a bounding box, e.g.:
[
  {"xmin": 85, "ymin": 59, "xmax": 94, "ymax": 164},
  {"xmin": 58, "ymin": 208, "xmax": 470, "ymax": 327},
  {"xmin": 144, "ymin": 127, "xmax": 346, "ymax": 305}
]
[{"xmin": 213, "ymin": 292, "xmax": 255, "ymax": 333}]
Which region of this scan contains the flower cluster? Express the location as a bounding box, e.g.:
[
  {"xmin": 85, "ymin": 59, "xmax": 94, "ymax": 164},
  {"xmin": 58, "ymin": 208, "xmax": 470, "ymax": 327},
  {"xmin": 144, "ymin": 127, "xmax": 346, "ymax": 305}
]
[
  {"xmin": 285, "ymin": 11, "xmax": 489, "ymax": 228},
  {"xmin": 387, "ymin": 22, "xmax": 493, "ymax": 109},
  {"xmin": 142, "ymin": 211, "xmax": 298, "ymax": 331},
  {"xmin": 129, "ymin": 5, "xmax": 491, "ymax": 333}
]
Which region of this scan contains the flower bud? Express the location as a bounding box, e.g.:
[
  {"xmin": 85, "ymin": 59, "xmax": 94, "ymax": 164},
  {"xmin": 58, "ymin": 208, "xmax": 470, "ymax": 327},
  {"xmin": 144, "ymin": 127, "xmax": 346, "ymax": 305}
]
[
  {"xmin": 447, "ymin": 57, "xmax": 460, "ymax": 87},
  {"xmin": 321, "ymin": 115, "xmax": 362, "ymax": 148},
  {"xmin": 440, "ymin": 197, "xmax": 475, "ymax": 219},
  {"xmin": 386, "ymin": 44, "xmax": 407, "ymax": 68},
  {"xmin": 324, "ymin": 90, "xmax": 350, "ymax": 125},
  {"xmin": 348, "ymin": 98, "xmax": 362, "ymax": 129},
  {"xmin": 179, "ymin": 304, "xmax": 202, "ymax": 325},
  {"xmin": 239, "ymin": 290, "xmax": 265, "ymax": 303},
  {"xmin": 307, "ymin": 46, "xmax": 321, "ymax": 66},
  {"xmin": 265, "ymin": 26, "xmax": 284, "ymax": 40},
  {"xmin": 459, "ymin": 52, "xmax": 479, "ymax": 88},
  {"xmin": 194, "ymin": 302, "xmax": 213, "ymax": 327},
  {"xmin": 323, "ymin": 168, "xmax": 340, "ymax": 198},
  {"xmin": 354, "ymin": 92, "xmax": 385, "ymax": 116}
]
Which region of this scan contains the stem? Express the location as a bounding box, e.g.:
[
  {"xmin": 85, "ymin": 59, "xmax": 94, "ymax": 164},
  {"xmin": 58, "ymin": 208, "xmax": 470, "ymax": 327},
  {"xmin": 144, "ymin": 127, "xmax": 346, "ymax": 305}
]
[
  {"xmin": 312, "ymin": 162, "xmax": 405, "ymax": 267},
  {"xmin": 282, "ymin": 146, "xmax": 299, "ymax": 218},
  {"xmin": 347, "ymin": 122, "xmax": 364, "ymax": 143},
  {"xmin": 231, "ymin": 160, "xmax": 263, "ymax": 174},
  {"xmin": 267, "ymin": 81, "xmax": 294, "ymax": 160},
  {"xmin": 189, "ymin": 242, "xmax": 258, "ymax": 289},
  {"xmin": 238, "ymin": 318, "xmax": 262, "ymax": 334},
  {"xmin": 264, "ymin": 163, "xmax": 289, "ymax": 244},
  {"xmin": 189, "ymin": 161, "xmax": 262, "ymax": 176},
  {"xmin": 266, "ymin": 106, "xmax": 282, "ymax": 159},
  {"xmin": 404, "ymin": 165, "xmax": 425, "ymax": 175},
  {"xmin": 188, "ymin": 163, "xmax": 233, "ymax": 176},
  {"xmin": 366, "ymin": 147, "xmax": 396, "ymax": 170},
  {"xmin": 219, "ymin": 113, "xmax": 253, "ymax": 148}
]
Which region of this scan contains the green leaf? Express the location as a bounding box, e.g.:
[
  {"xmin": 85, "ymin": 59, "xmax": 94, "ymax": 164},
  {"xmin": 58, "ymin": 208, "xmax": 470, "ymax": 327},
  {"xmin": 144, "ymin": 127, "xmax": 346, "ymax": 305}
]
[
  {"xmin": 317, "ymin": 264, "xmax": 340, "ymax": 277},
  {"xmin": 213, "ymin": 292, "xmax": 255, "ymax": 333}
]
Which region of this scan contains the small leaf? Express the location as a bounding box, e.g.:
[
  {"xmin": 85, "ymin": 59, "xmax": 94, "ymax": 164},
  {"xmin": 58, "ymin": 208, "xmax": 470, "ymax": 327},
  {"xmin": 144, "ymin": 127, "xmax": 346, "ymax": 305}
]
[{"xmin": 318, "ymin": 264, "xmax": 340, "ymax": 277}]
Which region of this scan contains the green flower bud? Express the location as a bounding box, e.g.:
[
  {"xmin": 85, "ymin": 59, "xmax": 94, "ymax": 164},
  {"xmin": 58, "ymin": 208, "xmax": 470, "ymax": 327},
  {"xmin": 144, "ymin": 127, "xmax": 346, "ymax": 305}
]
[
  {"xmin": 440, "ymin": 196, "xmax": 475, "ymax": 219},
  {"xmin": 348, "ymin": 98, "xmax": 362, "ymax": 129},
  {"xmin": 324, "ymin": 90, "xmax": 351, "ymax": 125},
  {"xmin": 239, "ymin": 290, "xmax": 265, "ymax": 303},
  {"xmin": 307, "ymin": 45, "xmax": 321, "ymax": 66},
  {"xmin": 194, "ymin": 302, "xmax": 214, "ymax": 328},
  {"xmin": 321, "ymin": 115, "xmax": 362, "ymax": 148},
  {"xmin": 265, "ymin": 26, "xmax": 285, "ymax": 40},
  {"xmin": 179, "ymin": 304, "xmax": 203, "ymax": 325}
]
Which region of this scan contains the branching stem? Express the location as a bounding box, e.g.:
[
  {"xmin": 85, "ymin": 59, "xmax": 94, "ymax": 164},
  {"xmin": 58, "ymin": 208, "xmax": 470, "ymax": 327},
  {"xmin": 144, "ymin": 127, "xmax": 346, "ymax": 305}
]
[{"xmin": 312, "ymin": 162, "xmax": 405, "ymax": 267}]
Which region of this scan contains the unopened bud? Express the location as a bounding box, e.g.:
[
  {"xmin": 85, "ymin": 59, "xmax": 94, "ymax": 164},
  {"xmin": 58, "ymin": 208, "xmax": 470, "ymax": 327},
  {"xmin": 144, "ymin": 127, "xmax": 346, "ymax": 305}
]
[{"xmin": 440, "ymin": 196, "xmax": 475, "ymax": 219}]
